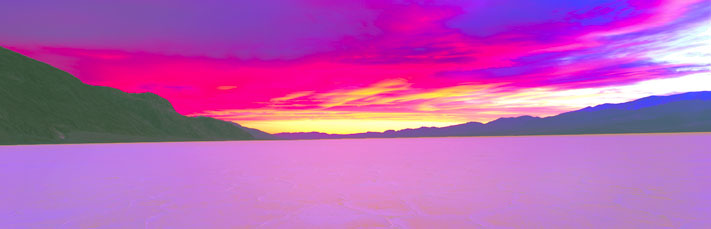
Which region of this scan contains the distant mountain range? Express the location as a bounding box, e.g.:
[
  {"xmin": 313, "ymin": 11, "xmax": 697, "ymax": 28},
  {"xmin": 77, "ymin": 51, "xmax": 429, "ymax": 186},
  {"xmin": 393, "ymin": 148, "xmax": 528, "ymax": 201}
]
[
  {"xmin": 0, "ymin": 47, "xmax": 253, "ymax": 145},
  {"xmin": 276, "ymin": 91, "xmax": 711, "ymax": 140}
]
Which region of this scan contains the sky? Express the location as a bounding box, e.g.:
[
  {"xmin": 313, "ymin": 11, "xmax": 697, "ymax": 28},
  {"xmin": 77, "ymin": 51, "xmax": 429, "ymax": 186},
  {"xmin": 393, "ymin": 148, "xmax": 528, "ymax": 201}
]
[{"xmin": 2, "ymin": 0, "xmax": 710, "ymax": 134}]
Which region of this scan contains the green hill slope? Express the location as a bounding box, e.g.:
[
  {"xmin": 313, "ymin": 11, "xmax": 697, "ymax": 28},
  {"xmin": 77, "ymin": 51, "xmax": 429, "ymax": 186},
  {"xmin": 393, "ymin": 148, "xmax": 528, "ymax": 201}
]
[{"xmin": 0, "ymin": 47, "xmax": 254, "ymax": 145}]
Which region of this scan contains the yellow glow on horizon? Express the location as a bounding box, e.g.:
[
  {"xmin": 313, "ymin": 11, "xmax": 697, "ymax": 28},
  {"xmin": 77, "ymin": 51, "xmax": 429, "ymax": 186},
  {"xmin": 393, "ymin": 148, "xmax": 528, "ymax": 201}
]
[
  {"xmin": 238, "ymin": 119, "xmax": 461, "ymax": 134},
  {"xmin": 196, "ymin": 72, "xmax": 710, "ymax": 134}
]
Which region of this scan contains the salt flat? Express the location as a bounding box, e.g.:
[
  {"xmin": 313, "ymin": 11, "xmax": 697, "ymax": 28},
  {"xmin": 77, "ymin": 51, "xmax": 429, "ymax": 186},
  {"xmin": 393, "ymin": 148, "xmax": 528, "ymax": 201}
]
[{"xmin": 1, "ymin": 133, "xmax": 710, "ymax": 228}]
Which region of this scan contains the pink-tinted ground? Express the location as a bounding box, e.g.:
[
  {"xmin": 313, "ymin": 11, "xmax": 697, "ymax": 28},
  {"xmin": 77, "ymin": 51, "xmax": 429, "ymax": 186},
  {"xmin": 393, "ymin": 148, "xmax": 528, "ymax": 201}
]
[{"xmin": 1, "ymin": 133, "xmax": 710, "ymax": 228}]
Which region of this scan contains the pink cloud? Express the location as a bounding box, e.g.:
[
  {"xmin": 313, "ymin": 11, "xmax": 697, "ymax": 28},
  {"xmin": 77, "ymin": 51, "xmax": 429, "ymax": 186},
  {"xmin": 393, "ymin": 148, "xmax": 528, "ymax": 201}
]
[{"xmin": 4, "ymin": 0, "xmax": 709, "ymax": 133}]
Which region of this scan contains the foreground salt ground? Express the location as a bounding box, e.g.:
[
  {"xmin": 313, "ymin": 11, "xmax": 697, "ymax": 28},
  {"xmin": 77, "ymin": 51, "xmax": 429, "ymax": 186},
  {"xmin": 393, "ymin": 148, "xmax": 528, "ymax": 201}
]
[{"xmin": 1, "ymin": 133, "xmax": 710, "ymax": 228}]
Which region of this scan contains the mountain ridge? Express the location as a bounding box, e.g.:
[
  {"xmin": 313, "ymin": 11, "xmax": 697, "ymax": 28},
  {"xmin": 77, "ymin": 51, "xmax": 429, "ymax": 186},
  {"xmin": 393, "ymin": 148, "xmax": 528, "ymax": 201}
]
[
  {"xmin": 0, "ymin": 46, "xmax": 254, "ymax": 145},
  {"xmin": 275, "ymin": 91, "xmax": 711, "ymax": 140}
]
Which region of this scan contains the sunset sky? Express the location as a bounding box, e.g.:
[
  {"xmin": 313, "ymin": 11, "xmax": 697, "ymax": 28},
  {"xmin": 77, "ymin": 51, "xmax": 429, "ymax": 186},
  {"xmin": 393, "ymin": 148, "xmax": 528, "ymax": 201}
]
[{"xmin": 2, "ymin": 0, "xmax": 710, "ymax": 134}]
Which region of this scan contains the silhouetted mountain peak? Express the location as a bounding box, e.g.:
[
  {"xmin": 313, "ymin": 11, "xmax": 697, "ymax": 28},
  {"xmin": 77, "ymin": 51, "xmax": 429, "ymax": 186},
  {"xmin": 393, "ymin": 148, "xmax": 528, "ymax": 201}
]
[
  {"xmin": 0, "ymin": 46, "xmax": 255, "ymax": 145},
  {"xmin": 581, "ymin": 91, "xmax": 711, "ymax": 112}
]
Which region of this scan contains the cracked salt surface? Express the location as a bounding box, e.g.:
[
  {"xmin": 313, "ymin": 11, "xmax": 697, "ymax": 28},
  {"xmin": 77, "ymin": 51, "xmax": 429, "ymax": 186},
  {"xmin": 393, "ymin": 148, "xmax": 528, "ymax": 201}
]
[{"xmin": 1, "ymin": 133, "xmax": 710, "ymax": 228}]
